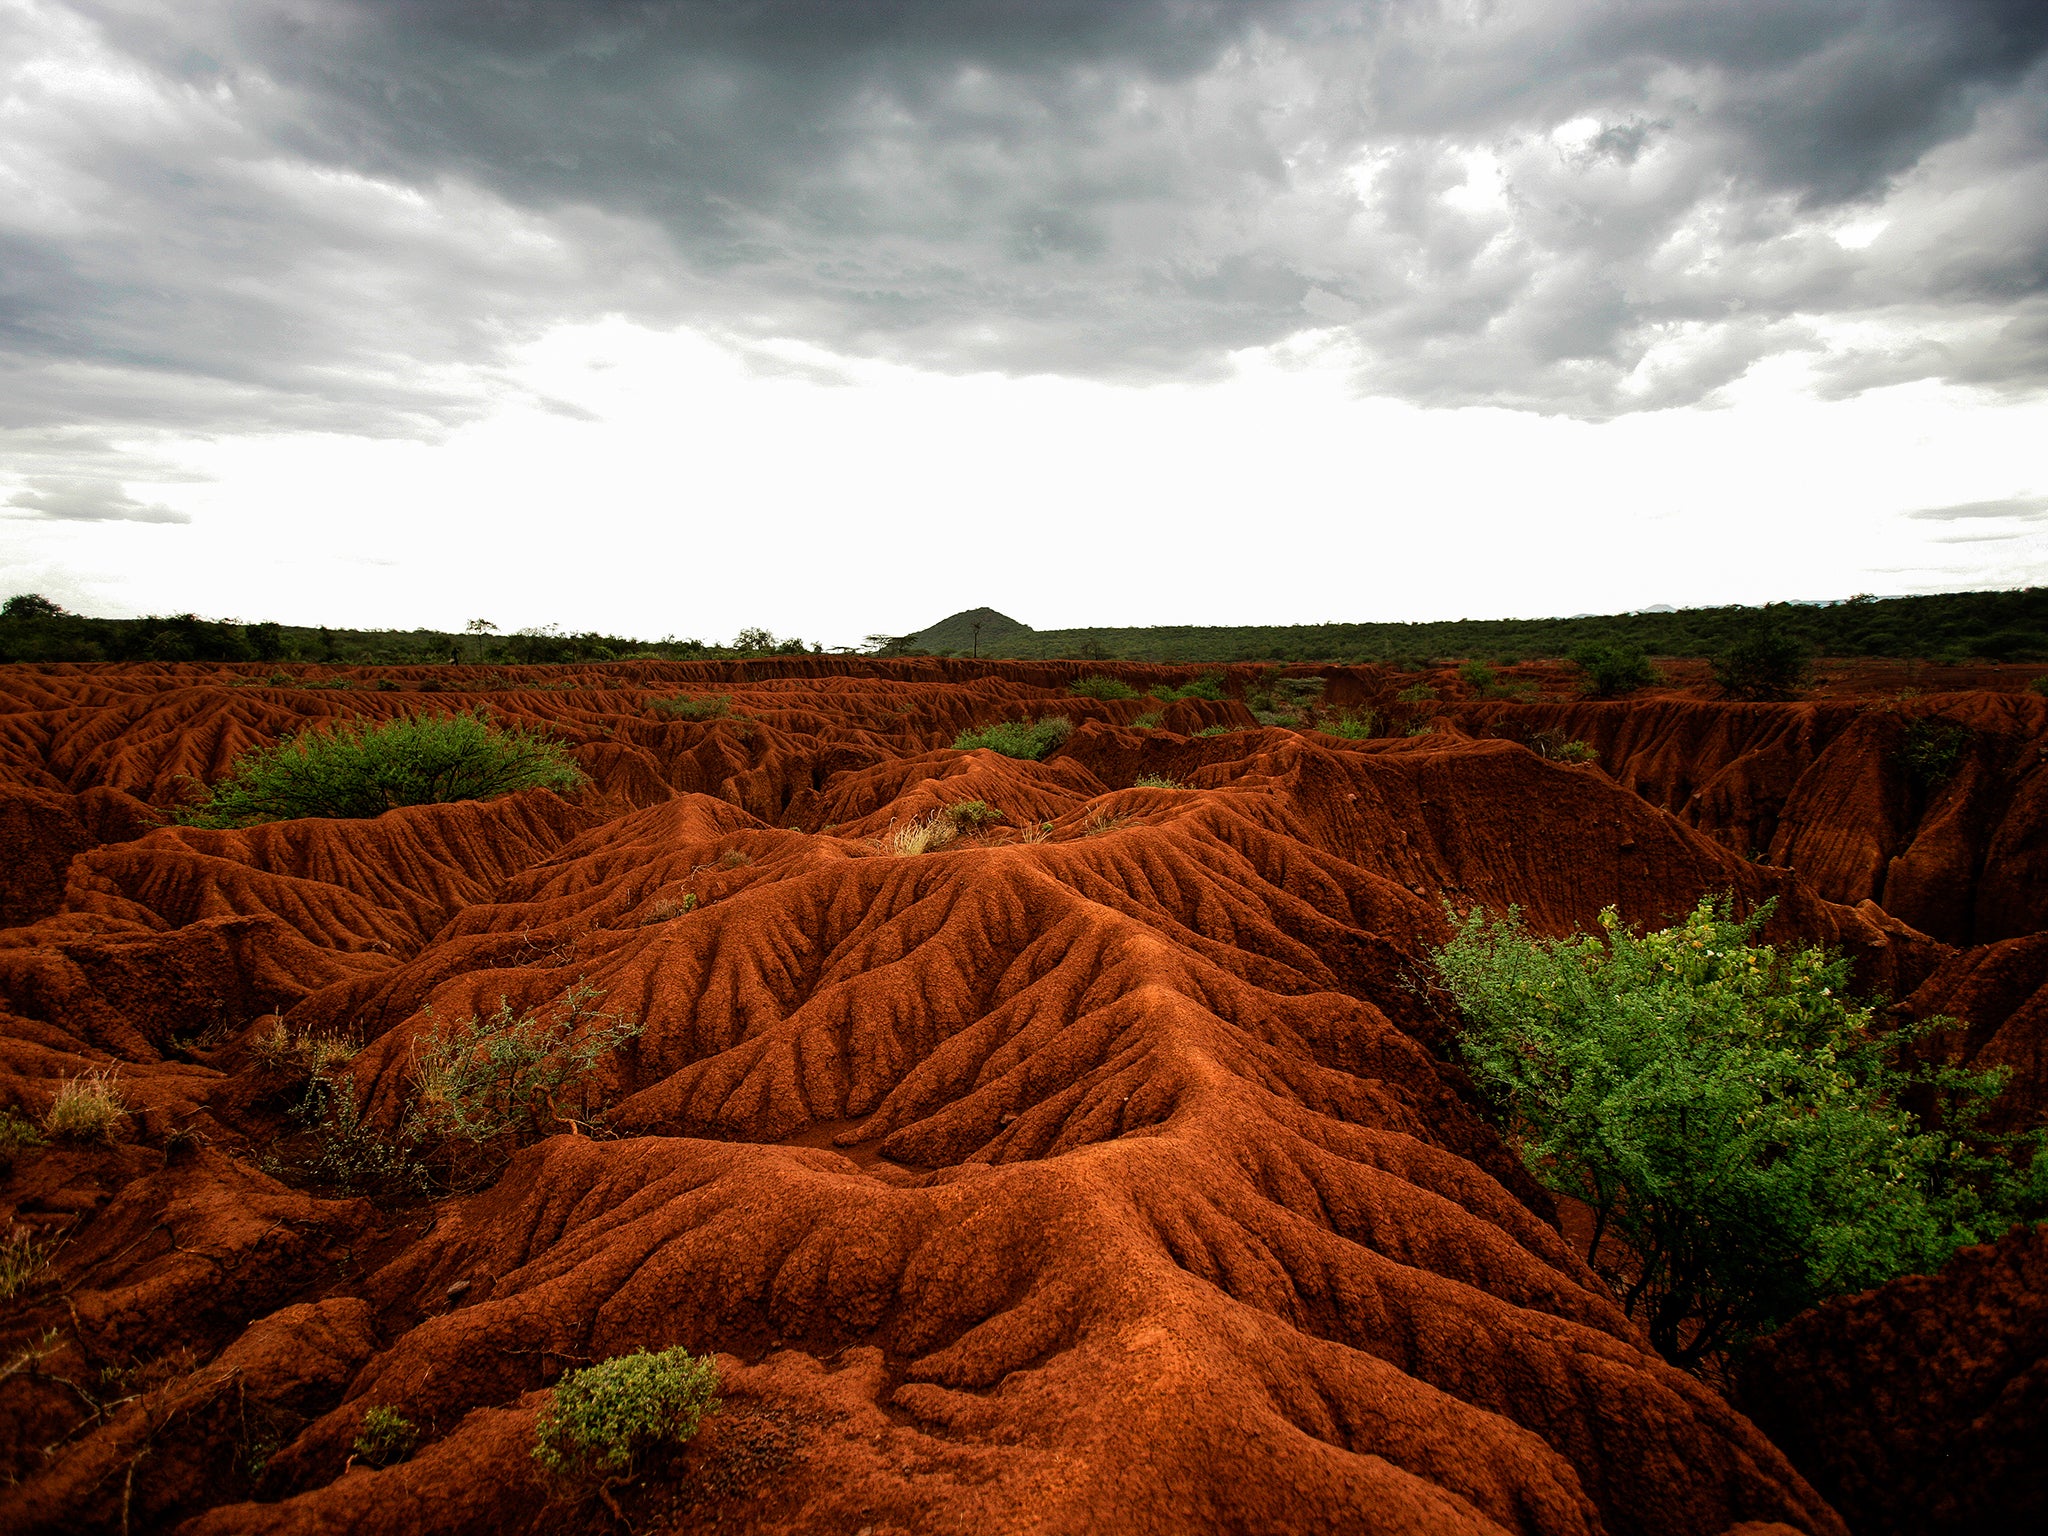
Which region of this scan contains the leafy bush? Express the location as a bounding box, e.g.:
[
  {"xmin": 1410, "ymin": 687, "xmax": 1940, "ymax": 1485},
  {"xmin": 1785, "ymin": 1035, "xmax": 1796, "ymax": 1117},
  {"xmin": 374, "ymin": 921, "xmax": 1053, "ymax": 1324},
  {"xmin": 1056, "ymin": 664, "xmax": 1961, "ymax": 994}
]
[
  {"xmin": 1133, "ymin": 773, "xmax": 1185, "ymax": 789},
  {"xmin": 1068, "ymin": 674, "xmax": 1140, "ymax": 700},
  {"xmin": 1319, "ymin": 710, "xmax": 1380, "ymax": 740},
  {"xmin": 1898, "ymin": 717, "xmax": 1971, "ymax": 789},
  {"xmin": 173, "ymin": 711, "xmax": 584, "ymax": 827},
  {"xmin": 44, "ymin": 1071, "xmax": 125, "ymax": 1144},
  {"xmin": 952, "ymin": 717, "xmax": 1073, "ymax": 759},
  {"xmin": 1434, "ymin": 896, "xmax": 2047, "ymax": 1368},
  {"xmin": 1458, "ymin": 660, "xmax": 1497, "ymax": 693},
  {"xmin": 352, "ymin": 1406, "xmax": 418, "ymax": 1468},
  {"xmin": 1396, "ymin": 683, "xmax": 1437, "ymax": 704},
  {"xmin": 1572, "ymin": 643, "xmax": 1659, "ymax": 698},
  {"xmin": 408, "ymin": 982, "xmax": 643, "ymax": 1158},
  {"xmin": 1711, "ymin": 624, "xmax": 1812, "ymax": 701},
  {"xmin": 1131, "ymin": 711, "xmax": 1163, "ymax": 730},
  {"xmin": 650, "ymin": 694, "xmax": 730, "ymax": 720},
  {"xmin": 293, "ymin": 1073, "xmax": 427, "ymax": 1198},
  {"xmin": 532, "ymin": 1347, "xmax": 720, "ymax": 1479},
  {"xmin": 1157, "ymin": 674, "xmax": 1226, "ymax": 701}
]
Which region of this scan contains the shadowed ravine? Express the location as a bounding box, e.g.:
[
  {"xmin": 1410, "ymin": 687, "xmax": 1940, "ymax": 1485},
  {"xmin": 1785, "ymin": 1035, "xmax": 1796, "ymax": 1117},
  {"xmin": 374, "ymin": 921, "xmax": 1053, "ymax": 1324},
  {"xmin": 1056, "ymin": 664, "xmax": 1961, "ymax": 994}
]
[{"xmin": 2, "ymin": 660, "xmax": 2044, "ymax": 1535}]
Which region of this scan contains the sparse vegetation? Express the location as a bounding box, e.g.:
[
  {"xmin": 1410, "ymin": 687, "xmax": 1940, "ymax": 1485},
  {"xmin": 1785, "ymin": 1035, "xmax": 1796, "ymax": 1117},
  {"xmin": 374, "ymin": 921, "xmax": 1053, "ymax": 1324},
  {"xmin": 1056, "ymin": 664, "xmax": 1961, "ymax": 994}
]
[
  {"xmin": 942, "ymin": 800, "xmax": 1003, "ymax": 829},
  {"xmin": 172, "ymin": 710, "xmax": 584, "ymax": 827},
  {"xmin": 352, "ymin": 1406, "xmax": 418, "ymax": 1468},
  {"xmin": 650, "ymin": 694, "xmax": 731, "ymax": 721},
  {"xmin": 1131, "ymin": 711, "xmax": 1164, "ymax": 729},
  {"xmin": 2031, "ymin": 675, "xmax": 2048, "ymax": 698},
  {"xmin": 1528, "ymin": 730, "xmax": 1599, "ymax": 763},
  {"xmin": 0, "ymin": 1108, "xmax": 43, "ymax": 1174},
  {"xmin": 1898, "ymin": 717, "xmax": 1972, "ymax": 789},
  {"xmin": 1396, "ymin": 683, "xmax": 1437, "ymax": 705},
  {"xmin": 1156, "ymin": 673, "xmax": 1227, "ymax": 701},
  {"xmin": 43, "ymin": 1071, "xmax": 126, "ymax": 1144},
  {"xmin": 953, "ymin": 717, "xmax": 1073, "ymax": 759},
  {"xmin": 532, "ymin": 1347, "xmax": 720, "ymax": 1479},
  {"xmin": 1434, "ymin": 895, "xmax": 2048, "ymax": 1370},
  {"xmin": 1711, "ymin": 624, "xmax": 1812, "ymax": 701},
  {"xmin": 1572, "ymin": 643, "xmax": 1659, "ymax": 698},
  {"xmin": 1067, "ymin": 674, "xmax": 1140, "ymax": 699},
  {"xmin": 638, "ymin": 893, "xmax": 698, "ymax": 924},
  {"xmin": 882, "ymin": 812, "xmax": 959, "ymax": 856},
  {"xmin": 1, "ymin": 1225, "xmax": 54, "ymax": 1300},
  {"xmin": 1132, "ymin": 773, "xmax": 1184, "ymax": 789},
  {"xmin": 407, "ymin": 983, "xmax": 643, "ymax": 1159},
  {"xmin": 1319, "ymin": 710, "xmax": 1380, "ymax": 740}
]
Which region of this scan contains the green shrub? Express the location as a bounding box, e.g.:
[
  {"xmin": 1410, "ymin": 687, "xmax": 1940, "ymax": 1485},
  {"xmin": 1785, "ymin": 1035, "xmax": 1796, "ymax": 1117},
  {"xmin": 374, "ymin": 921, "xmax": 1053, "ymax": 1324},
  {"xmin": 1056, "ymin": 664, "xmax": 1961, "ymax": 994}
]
[
  {"xmin": 1131, "ymin": 711, "xmax": 1163, "ymax": 730},
  {"xmin": 942, "ymin": 800, "xmax": 1003, "ymax": 828},
  {"xmin": 173, "ymin": 711, "xmax": 584, "ymax": 827},
  {"xmin": 952, "ymin": 717, "xmax": 1073, "ymax": 759},
  {"xmin": 1434, "ymin": 896, "xmax": 2047, "ymax": 1369},
  {"xmin": 1319, "ymin": 710, "xmax": 1380, "ymax": 740},
  {"xmin": 1068, "ymin": 674, "xmax": 1139, "ymax": 700},
  {"xmin": 1132, "ymin": 773, "xmax": 1184, "ymax": 789},
  {"xmin": 1711, "ymin": 624, "xmax": 1812, "ymax": 701},
  {"xmin": 2030, "ymin": 675, "xmax": 2048, "ymax": 698},
  {"xmin": 533, "ymin": 1347, "xmax": 720, "ymax": 1479},
  {"xmin": 1157, "ymin": 674, "xmax": 1226, "ymax": 701},
  {"xmin": 650, "ymin": 694, "xmax": 730, "ymax": 720},
  {"xmin": 1571, "ymin": 643, "xmax": 1659, "ymax": 698},
  {"xmin": 293, "ymin": 1073, "xmax": 427, "ymax": 1198},
  {"xmin": 1197, "ymin": 725, "xmax": 1231, "ymax": 737},
  {"xmin": 352, "ymin": 1406, "xmax": 418, "ymax": 1468},
  {"xmin": 1396, "ymin": 683, "xmax": 1437, "ymax": 704},
  {"xmin": 407, "ymin": 982, "xmax": 643, "ymax": 1157},
  {"xmin": 1458, "ymin": 660, "xmax": 1496, "ymax": 693},
  {"xmin": 1898, "ymin": 717, "xmax": 1972, "ymax": 789}
]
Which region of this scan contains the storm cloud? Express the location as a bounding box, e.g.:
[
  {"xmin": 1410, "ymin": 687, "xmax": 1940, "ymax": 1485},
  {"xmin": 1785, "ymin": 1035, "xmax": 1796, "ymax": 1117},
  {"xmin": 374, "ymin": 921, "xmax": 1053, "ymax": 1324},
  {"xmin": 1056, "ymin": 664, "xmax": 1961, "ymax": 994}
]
[{"xmin": 5, "ymin": 0, "xmax": 2046, "ymax": 446}]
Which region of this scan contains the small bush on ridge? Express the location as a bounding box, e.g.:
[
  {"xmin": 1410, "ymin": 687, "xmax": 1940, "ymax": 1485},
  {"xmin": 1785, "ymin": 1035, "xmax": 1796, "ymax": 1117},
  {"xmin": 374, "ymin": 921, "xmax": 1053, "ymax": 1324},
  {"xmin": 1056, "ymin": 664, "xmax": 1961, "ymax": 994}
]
[
  {"xmin": 533, "ymin": 1347, "xmax": 720, "ymax": 1479},
  {"xmin": 953, "ymin": 717, "xmax": 1072, "ymax": 759},
  {"xmin": 943, "ymin": 800, "xmax": 1003, "ymax": 828},
  {"xmin": 1712, "ymin": 624, "xmax": 1812, "ymax": 701},
  {"xmin": 1133, "ymin": 773, "xmax": 1185, "ymax": 789},
  {"xmin": 1068, "ymin": 675, "xmax": 1139, "ymax": 699},
  {"xmin": 1131, "ymin": 711, "xmax": 1164, "ymax": 729},
  {"xmin": 1898, "ymin": 717, "xmax": 1971, "ymax": 789},
  {"xmin": 1529, "ymin": 729, "xmax": 1598, "ymax": 763},
  {"xmin": 1158, "ymin": 674, "xmax": 1226, "ymax": 701},
  {"xmin": 173, "ymin": 710, "xmax": 583, "ymax": 827},
  {"xmin": 650, "ymin": 694, "xmax": 730, "ymax": 720},
  {"xmin": 1319, "ymin": 710, "xmax": 1380, "ymax": 740}
]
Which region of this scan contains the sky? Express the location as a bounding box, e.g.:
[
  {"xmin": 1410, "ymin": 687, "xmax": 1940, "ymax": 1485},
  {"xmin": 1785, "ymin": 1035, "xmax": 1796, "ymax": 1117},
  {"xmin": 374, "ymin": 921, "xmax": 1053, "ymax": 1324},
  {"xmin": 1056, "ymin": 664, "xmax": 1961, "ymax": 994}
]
[{"xmin": 2, "ymin": 0, "xmax": 2045, "ymax": 649}]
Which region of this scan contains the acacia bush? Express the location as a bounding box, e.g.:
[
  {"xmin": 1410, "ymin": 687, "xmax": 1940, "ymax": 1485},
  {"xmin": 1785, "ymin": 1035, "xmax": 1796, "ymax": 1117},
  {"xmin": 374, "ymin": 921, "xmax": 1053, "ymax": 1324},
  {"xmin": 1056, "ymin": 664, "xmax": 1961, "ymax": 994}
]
[
  {"xmin": 533, "ymin": 1347, "xmax": 720, "ymax": 1479},
  {"xmin": 1434, "ymin": 896, "xmax": 2047, "ymax": 1369},
  {"xmin": 952, "ymin": 717, "xmax": 1072, "ymax": 759},
  {"xmin": 173, "ymin": 710, "xmax": 584, "ymax": 827},
  {"xmin": 1571, "ymin": 643, "xmax": 1659, "ymax": 698}
]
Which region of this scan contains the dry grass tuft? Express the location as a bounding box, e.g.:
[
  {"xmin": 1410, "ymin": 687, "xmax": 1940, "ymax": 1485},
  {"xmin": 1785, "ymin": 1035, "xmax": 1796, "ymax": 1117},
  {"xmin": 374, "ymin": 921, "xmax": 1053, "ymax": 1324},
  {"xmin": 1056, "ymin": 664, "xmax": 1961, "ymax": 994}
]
[
  {"xmin": 0, "ymin": 1225, "xmax": 54, "ymax": 1300},
  {"xmin": 44, "ymin": 1070, "xmax": 127, "ymax": 1144},
  {"xmin": 883, "ymin": 812, "xmax": 960, "ymax": 856}
]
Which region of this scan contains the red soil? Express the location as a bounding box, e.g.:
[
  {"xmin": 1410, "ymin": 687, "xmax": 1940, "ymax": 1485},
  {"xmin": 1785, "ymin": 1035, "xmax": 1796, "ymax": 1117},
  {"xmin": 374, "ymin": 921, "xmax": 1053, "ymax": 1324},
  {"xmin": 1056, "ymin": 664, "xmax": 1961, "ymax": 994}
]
[{"xmin": 0, "ymin": 659, "xmax": 2041, "ymax": 1535}]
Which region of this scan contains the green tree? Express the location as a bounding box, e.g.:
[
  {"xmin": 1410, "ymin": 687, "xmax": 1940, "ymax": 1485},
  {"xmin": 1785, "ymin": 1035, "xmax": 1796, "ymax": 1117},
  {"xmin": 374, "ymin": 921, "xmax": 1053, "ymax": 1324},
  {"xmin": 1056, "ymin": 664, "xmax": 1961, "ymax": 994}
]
[
  {"xmin": 1433, "ymin": 896, "xmax": 2046, "ymax": 1369},
  {"xmin": 1571, "ymin": 642, "xmax": 1658, "ymax": 698},
  {"xmin": 1711, "ymin": 622, "xmax": 1811, "ymax": 701}
]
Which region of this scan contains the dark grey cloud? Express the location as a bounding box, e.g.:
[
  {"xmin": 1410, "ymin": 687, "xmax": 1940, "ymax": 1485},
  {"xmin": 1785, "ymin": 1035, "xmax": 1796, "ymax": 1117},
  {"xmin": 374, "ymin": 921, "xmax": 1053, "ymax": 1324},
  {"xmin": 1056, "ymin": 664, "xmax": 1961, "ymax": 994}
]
[
  {"xmin": 3, "ymin": 0, "xmax": 2045, "ymax": 457},
  {"xmin": 4, "ymin": 476, "xmax": 190, "ymax": 523}
]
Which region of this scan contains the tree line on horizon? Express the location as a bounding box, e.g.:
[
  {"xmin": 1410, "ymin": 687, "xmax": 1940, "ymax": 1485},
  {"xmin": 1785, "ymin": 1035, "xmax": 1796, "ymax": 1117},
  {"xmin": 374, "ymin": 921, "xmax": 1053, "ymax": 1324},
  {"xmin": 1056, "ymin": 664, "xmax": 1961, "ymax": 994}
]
[{"xmin": 2, "ymin": 587, "xmax": 2045, "ymax": 669}]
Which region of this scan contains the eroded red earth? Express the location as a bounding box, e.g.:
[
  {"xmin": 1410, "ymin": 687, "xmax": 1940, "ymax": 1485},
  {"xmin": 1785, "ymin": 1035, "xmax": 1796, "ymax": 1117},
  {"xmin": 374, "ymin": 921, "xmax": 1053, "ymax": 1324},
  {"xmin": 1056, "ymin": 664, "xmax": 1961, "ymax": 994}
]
[{"xmin": 1, "ymin": 658, "xmax": 2043, "ymax": 1535}]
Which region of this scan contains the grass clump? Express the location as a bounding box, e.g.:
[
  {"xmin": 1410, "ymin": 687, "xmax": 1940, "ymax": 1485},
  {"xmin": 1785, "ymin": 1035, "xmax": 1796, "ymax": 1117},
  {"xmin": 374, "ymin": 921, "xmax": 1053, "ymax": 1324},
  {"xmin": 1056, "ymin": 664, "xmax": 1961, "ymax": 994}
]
[
  {"xmin": 1319, "ymin": 710, "xmax": 1380, "ymax": 740},
  {"xmin": 882, "ymin": 812, "xmax": 959, "ymax": 856},
  {"xmin": 1157, "ymin": 674, "xmax": 1226, "ymax": 701},
  {"xmin": 943, "ymin": 800, "xmax": 1003, "ymax": 829},
  {"xmin": 173, "ymin": 710, "xmax": 584, "ymax": 827},
  {"xmin": 649, "ymin": 694, "xmax": 730, "ymax": 721},
  {"xmin": 1572, "ymin": 643, "xmax": 1659, "ymax": 698},
  {"xmin": 0, "ymin": 1108, "xmax": 42, "ymax": 1174},
  {"xmin": 1068, "ymin": 674, "xmax": 1140, "ymax": 700},
  {"xmin": 533, "ymin": 1347, "xmax": 720, "ymax": 1480},
  {"xmin": 352, "ymin": 1406, "xmax": 418, "ymax": 1468},
  {"xmin": 953, "ymin": 717, "xmax": 1072, "ymax": 759},
  {"xmin": 1131, "ymin": 711, "xmax": 1163, "ymax": 730},
  {"xmin": 0, "ymin": 1225, "xmax": 54, "ymax": 1300},
  {"xmin": 1396, "ymin": 683, "xmax": 1437, "ymax": 704},
  {"xmin": 1132, "ymin": 773, "xmax": 1184, "ymax": 789},
  {"xmin": 1434, "ymin": 895, "xmax": 2048, "ymax": 1370},
  {"xmin": 44, "ymin": 1071, "xmax": 126, "ymax": 1144},
  {"xmin": 1529, "ymin": 729, "xmax": 1598, "ymax": 763}
]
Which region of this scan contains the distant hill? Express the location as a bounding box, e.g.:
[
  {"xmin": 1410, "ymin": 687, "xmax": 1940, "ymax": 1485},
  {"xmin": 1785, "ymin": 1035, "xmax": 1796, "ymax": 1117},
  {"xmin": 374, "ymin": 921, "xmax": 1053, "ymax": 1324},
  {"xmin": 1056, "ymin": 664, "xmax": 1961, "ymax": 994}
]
[{"xmin": 898, "ymin": 589, "xmax": 2048, "ymax": 664}]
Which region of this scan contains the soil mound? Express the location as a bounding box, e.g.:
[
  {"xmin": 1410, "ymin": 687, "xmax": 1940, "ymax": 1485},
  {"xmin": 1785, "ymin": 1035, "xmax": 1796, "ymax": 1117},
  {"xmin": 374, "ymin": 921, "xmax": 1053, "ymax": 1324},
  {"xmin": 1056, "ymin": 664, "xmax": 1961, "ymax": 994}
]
[{"xmin": 1, "ymin": 661, "xmax": 2041, "ymax": 1534}]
